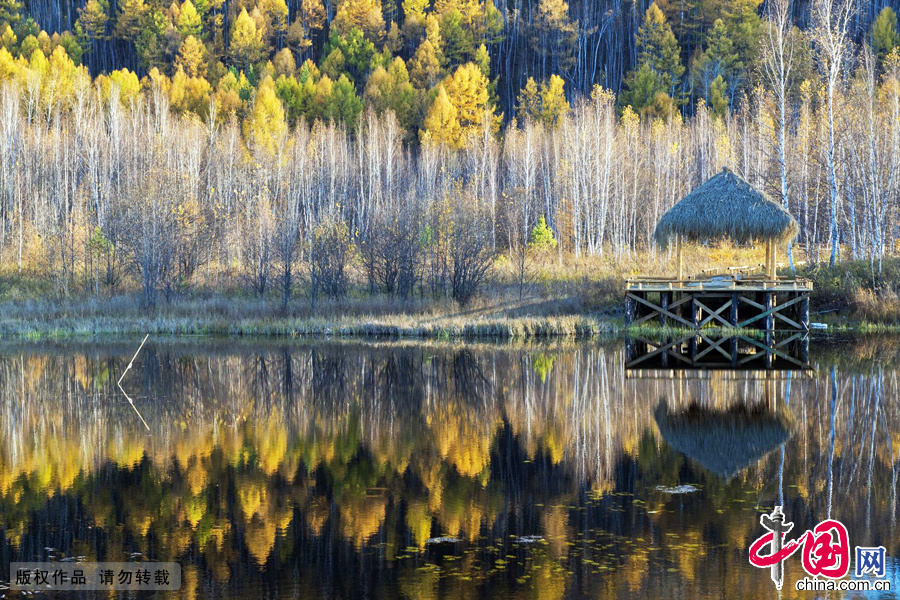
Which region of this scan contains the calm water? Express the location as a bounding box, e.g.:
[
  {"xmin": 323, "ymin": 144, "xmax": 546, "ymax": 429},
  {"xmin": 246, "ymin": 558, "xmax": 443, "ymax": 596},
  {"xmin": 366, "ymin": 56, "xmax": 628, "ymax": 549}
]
[{"xmin": 0, "ymin": 337, "xmax": 897, "ymax": 599}]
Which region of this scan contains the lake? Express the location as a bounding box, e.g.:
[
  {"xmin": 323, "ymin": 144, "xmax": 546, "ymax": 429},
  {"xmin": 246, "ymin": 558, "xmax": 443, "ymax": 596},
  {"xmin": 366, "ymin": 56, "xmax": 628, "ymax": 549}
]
[{"xmin": 0, "ymin": 336, "xmax": 897, "ymax": 599}]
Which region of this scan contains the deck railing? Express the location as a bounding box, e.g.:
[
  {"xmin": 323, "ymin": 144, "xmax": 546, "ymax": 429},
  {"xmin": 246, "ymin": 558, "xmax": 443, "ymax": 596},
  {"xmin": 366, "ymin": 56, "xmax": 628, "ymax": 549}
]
[{"xmin": 625, "ymin": 276, "xmax": 813, "ymax": 292}]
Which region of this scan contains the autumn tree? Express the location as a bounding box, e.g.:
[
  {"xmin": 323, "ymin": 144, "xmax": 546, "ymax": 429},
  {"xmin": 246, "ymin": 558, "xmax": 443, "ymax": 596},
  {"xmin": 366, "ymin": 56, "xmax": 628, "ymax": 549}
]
[
  {"xmin": 244, "ymin": 76, "xmax": 286, "ymax": 156},
  {"xmin": 364, "ymin": 56, "xmax": 419, "ymax": 131},
  {"xmin": 230, "ymin": 8, "xmax": 265, "ymax": 73},
  {"xmin": 529, "ymin": 0, "xmax": 577, "ymax": 78},
  {"xmin": 176, "ymin": 34, "xmax": 206, "ymax": 77},
  {"xmin": 421, "ymin": 83, "xmax": 460, "ymax": 146},
  {"xmin": 621, "ymin": 3, "xmax": 684, "ymax": 115},
  {"xmin": 873, "ymin": 7, "xmax": 900, "ymax": 65},
  {"xmin": 517, "ymin": 74, "xmax": 568, "ymax": 127},
  {"xmin": 331, "ymin": 0, "xmax": 385, "ymax": 42}
]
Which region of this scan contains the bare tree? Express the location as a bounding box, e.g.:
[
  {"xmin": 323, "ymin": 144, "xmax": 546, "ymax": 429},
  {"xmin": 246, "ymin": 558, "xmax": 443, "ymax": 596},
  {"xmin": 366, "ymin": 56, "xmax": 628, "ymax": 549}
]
[
  {"xmin": 307, "ymin": 217, "xmax": 352, "ymax": 310},
  {"xmin": 449, "ymin": 197, "xmax": 495, "ymax": 307},
  {"xmin": 813, "ymin": 0, "xmax": 856, "ymax": 266},
  {"xmin": 761, "ymin": 0, "xmax": 801, "ymax": 272}
]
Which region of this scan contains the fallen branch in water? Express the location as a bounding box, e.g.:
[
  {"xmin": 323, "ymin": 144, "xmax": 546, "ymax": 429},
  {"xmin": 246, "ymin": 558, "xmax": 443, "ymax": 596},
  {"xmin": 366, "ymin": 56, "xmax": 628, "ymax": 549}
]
[{"xmin": 117, "ymin": 333, "xmax": 150, "ymax": 432}]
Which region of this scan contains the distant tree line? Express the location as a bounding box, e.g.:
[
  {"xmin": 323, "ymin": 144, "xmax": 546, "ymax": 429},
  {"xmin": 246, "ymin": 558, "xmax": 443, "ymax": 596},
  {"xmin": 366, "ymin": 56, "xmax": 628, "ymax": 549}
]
[{"xmin": 0, "ymin": 0, "xmax": 899, "ymax": 306}]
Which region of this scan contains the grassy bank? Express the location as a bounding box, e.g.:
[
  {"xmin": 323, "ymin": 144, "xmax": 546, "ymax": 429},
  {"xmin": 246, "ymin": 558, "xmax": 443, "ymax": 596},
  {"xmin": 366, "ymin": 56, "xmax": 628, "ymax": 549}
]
[
  {"xmin": 0, "ymin": 295, "xmax": 617, "ymax": 340},
  {"xmin": 3, "ymin": 252, "xmax": 900, "ymax": 341}
]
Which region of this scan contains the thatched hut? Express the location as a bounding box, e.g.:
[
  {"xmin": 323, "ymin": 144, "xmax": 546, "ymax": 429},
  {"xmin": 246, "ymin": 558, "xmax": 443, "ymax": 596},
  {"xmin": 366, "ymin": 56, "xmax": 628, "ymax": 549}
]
[
  {"xmin": 654, "ymin": 168, "xmax": 799, "ymax": 281},
  {"xmin": 653, "ymin": 400, "xmax": 792, "ymax": 480}
]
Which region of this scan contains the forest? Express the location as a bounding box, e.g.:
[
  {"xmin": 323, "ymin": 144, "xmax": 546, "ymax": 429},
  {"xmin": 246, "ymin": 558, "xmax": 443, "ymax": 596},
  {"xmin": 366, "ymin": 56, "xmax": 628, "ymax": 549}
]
[{"xmin": 0, "ymin": 0, "xmax": 899, "ymax": 313}]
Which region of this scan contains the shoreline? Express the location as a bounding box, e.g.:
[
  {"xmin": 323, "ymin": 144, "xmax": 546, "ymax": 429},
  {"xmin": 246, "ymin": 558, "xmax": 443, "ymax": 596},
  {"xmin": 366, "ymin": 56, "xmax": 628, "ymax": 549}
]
[{"xmin": 0, "ymin": 310, "xmax": 895, "ymax": 342}]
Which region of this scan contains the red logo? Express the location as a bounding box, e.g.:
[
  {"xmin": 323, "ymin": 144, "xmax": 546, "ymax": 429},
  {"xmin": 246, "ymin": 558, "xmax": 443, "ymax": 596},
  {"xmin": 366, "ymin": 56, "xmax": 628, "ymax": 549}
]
[{"xmin": 748, "ymin": 507, "xmax": 850, "ymax": 589}]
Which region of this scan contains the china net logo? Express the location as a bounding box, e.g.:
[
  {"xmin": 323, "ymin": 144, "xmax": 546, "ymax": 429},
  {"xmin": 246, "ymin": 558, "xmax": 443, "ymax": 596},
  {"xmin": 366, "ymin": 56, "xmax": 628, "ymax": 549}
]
[{"xmin": 748, "ymin": 506, "xmax": 891, "ymax": 592}]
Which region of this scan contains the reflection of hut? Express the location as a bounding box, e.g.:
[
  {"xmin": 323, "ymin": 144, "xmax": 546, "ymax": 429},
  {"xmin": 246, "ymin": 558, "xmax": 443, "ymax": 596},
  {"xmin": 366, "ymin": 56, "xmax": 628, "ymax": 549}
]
[
  {"xmin": 654, "ymin": 168, "xmax": 800, "ymax": 281},
  {"xmin": 625, "ymin": 168, "xmax": 812, "ymax": 331},
  {"xmin": 654, "ymin": 400, "xmax": 792, "ymax": 479}
]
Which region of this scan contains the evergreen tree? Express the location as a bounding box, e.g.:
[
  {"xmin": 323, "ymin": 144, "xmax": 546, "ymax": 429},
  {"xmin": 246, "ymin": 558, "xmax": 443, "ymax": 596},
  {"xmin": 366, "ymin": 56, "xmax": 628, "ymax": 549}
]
[
  {"xmin": 621, "ymin": 2, "xmax": 683, "ymax": 114},
  {"xmin": 529, "ymin": 0, "xmax": 577, "ymax": 76},
  {"xmin": 874, "ymin": 7, "xmax": 900, "ymax": 65},
  {"xmin": 323, "ymin": 73, "xmax": 363, "ymax": 125},
  {"xmin": 115, "ymin": 0, "xmax": 147, "ymax": 40},
  {"xmin": 76, "ymin": 0, "xmax": 109, "ymax": 42},
  {"xmin": 692, "ymin": 18, "xmax": 738, "ymax": 110},
  {"xmin": 323, "ymin": 28, "xmax": 375, "ymax": 86},
  {"xmin": 635, "ymin": 3, "xmax": 684, "ymax": 96},
  {"xmin": 0, "ymin": 0, "xmax": 22, "ymax": 28}
]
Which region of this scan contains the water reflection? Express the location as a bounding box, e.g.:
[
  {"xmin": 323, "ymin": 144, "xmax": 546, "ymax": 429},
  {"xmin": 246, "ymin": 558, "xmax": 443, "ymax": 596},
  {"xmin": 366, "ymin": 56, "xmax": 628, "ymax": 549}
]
[
  {"xmin": 0, "ymin": 339, "xmax": 897, "ymax": 599},
  {"xmin": 625, "ymin": 333, "xmax": 810, "ymax": 370}
]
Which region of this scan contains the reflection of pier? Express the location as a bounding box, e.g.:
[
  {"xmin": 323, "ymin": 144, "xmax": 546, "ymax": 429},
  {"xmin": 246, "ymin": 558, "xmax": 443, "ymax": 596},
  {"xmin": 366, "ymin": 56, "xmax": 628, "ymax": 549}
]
[{"xmin": 624, "ymin": 333, "xmax": 810, "ymax": 373}]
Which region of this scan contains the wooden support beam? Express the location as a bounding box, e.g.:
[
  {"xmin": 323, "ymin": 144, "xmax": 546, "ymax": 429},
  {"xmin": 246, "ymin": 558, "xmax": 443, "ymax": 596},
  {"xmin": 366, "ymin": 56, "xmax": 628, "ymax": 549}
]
[
  {"xmin": 765, "ymin": 292, "xmax": 775, "ymax": 331},
  {"xmin": 736, "ymin": 294, "xmax": 806, "ymax": 328},
  {"xmin": 627, "ymin": 293, "xmax": 695, "ymax": 328},
  {"xmin": 694, "ymin": 298, "xmax": 734, "ymax": 327},
  {"xmin": 676, "ymin": 234, "xmax": 683, "ymax": 282}
]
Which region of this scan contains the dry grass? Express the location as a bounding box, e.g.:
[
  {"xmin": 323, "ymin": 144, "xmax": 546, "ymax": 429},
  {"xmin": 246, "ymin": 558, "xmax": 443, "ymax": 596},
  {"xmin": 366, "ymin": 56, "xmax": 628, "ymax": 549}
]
[
  {"xmin": 3, "ymin": 248, "xmax": 899, "ymax": 339},
  {"xmin": 852, "ymin": 287, "xmax": 900, "ymax": 323}
]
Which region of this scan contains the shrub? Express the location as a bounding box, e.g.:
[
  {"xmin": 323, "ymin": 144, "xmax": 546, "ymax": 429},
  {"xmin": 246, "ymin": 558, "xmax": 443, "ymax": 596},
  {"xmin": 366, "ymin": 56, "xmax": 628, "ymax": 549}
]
[
  {"xmin": 449, "ymin": 200, "xmax": 495, "ymax": 307},
  {"xmin": 308, "ymin": 217, "xmax": 352, "ymax": 307}
]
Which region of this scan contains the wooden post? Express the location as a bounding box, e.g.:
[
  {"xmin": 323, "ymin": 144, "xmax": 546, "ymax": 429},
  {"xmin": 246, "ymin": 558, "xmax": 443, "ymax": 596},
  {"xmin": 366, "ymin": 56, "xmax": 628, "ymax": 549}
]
[
  {"xmin": 676, "ymin": 234, "xmax": 683, "ymax": 282},
  {"xmin": 691, "ymin": 295, "xmax": 701, "ymax": 328},
  {"xmin": 764, "ymin": 292, "xmax": 775, "ymax": 331},
  {"xmin": 660, "ymin": 292, "xmax": 669, "ymax": 327},
  {"xmin": 625, "ymin": 294, "xmax": 635, "ymax": 326},
  {"xmin": 731, "ymin": 291, "xmax": 739, "ymax": 327},
  {"xmin": 772, "ymin": 242, "xmax": 778, "ymax": 281},
  {"xmin": 800, "ymin": 294, "xmax": 810, "ymax": 332},
  {"xmin": 800, "ymin": 333, "xmax": 810, "ymax": 364},
  {"xmin": 765, "ymin": 240, "xmax": 773, "ymax": 281}
]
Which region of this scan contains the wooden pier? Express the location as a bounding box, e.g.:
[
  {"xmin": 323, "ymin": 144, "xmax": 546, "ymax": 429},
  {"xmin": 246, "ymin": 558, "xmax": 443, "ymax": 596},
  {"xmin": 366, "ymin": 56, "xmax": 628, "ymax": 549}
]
[{"xmin": 624, "ymin": 277, "xmax": 812, "ymax": 331}]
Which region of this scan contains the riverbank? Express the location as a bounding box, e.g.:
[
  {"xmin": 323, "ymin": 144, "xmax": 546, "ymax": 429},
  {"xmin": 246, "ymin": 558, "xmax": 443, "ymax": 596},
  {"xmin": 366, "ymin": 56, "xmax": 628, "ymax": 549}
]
[
  {"xmin": 2, "ymin": 295, "xmax": 897, "ymax": 341},
  {"xmin": 2, "ymin": 255, "xmax": 899, "ymax": 340}
]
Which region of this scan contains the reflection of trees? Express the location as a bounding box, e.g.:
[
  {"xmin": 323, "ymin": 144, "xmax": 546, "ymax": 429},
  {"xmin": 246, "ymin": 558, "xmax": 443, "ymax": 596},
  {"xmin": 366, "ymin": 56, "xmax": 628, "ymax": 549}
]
[{"xmin": 0, "ymin": 340, "xmax": 897, "ymax": 598}]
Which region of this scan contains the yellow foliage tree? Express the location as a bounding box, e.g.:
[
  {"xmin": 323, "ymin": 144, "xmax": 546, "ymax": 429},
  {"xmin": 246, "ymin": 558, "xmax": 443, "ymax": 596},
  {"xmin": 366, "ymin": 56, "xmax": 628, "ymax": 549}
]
[
  {"xmin": 176, "ymin": 34, "xmax": 207, "ymax": 78},
  {"xmin": 440, "ymin": 62, "xmax": 499, "ymax": 144},
  {"xmin": 229, "ymin": 8, "xmax": 265, "ymax": 72},
  {"xmin": 332, "ymin": 0, "xmax": 385, "ymax": 41},
  {"xmin": 176, "ymin": 0, "xmax": 203, "ymax": 37},
  {"xmin": 244, "ymin": 76, "xmax": 286, "ymax": 156},
  {"xmin": 421, "ymin": 83, "xmax": 460, "ymax": 146},
  {"xmin": 409, "ymin": 38, "xmax": 441, "ymax": 89}
]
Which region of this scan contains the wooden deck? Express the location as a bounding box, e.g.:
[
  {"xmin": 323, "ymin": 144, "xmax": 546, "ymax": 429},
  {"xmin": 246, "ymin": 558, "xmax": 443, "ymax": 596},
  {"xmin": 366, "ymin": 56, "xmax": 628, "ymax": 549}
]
[{"xmin": 624, "ymin": 276, "xmax": 812, "ymax": 331}]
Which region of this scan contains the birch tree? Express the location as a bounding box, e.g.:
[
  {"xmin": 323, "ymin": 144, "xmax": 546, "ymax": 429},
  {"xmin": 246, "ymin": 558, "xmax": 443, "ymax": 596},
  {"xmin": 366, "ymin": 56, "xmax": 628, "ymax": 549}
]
[{"xmin": 813, "ymin": 0, "xmax": 855, "ymax": 266}]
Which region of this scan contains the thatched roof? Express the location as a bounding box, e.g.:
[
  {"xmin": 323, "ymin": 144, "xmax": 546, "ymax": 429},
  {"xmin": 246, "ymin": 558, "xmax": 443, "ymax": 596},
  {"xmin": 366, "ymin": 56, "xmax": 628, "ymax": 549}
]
[
  {"xmin": 654, "ymin": 401, "xmax": 792, "ymax": 480},
  {"xmin": 654, "ymin": 168, "xmax": 800, "ymax": 249}
]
